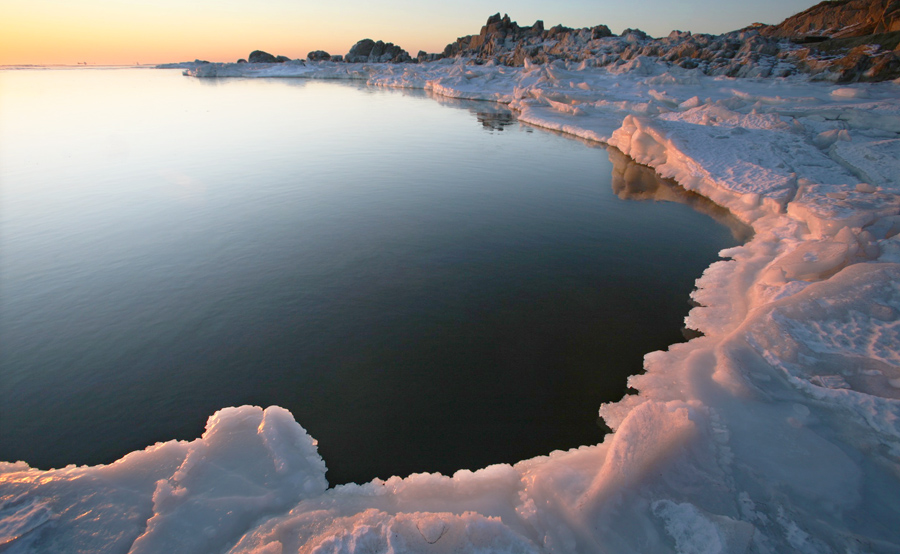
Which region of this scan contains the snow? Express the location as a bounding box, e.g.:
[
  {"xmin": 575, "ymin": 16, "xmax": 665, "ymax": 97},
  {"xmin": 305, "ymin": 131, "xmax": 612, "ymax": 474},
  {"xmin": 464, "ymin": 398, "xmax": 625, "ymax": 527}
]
[{"xmin": 2, "ymin": 60, "xmax": 899, "ymax": 553}]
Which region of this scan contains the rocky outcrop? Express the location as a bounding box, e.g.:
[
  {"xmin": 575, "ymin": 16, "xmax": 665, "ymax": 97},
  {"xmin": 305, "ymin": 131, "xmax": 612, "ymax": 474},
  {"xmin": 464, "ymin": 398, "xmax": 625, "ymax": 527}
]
[
  {"xmin": 442, "ymin": 12, "xmax": 612, "ymax": 66},
  {"xmin": 307, "ymin": 50, "xmax": 331, "ymax": 61},
  {"xmin": 435, "ymin": 5, "xmax": 900, "ymax": 81},
  {"xmin": 248, "ymin": 50, "xmax": 279, "ymax": 63},
  {"xmin": 757, "ymin": 0, "xmax": 900, "ymax": 39},
  {"xmin": 790, "ymin": 36, "xmax": 900, "ymax": 80},
  {"xmin": 344, "ymin": 39, "xmax": 411, "ymax": 63},
  {"xmin": 238, "ymin": 1, "xmax": 896, "ymax": 80},
  {"xmin": 417, "ymin": 50, "xmax": 444, "ymax": 62},
  {"xmin": 244, "ymin": 51, "xmax": 295, "ymax": 64},
  {"xmin": 744, "ymin": 0, "xmax": 900, "ymax": 81},
  {"xmin": 440, "ymin": 13, "xmax": 788, "ymax": 73}
]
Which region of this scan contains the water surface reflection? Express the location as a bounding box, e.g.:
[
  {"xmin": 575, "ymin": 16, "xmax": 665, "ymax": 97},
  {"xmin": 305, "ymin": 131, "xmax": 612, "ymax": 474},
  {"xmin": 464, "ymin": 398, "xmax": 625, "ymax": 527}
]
[
  {"xmin": 607, "ymin": 147, "xmax": 753, "ymax": 242},
  {"xmin": 0, "ymin": 71, "xmax": 744, "ymax": 485}
]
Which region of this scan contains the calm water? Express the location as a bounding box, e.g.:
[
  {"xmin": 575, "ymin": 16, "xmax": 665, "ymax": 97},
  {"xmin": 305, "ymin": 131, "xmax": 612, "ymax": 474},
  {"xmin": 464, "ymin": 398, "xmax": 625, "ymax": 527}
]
[{"xmin": 0, "ymin": 68, "xmax": 745, "ymax": 484}]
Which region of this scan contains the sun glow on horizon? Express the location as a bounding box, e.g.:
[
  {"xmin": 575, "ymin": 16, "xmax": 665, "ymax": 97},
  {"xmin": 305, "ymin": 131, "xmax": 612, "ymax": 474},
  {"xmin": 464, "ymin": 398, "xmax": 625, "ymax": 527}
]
[{"xmin": 2, "ymin": 0, "xmax": 817, "ymax": 66}]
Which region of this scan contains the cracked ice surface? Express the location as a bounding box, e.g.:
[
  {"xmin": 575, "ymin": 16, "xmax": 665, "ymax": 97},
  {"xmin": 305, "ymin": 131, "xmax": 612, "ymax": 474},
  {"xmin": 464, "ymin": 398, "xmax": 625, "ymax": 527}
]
[{"xmin": 2, "ymin": 59, "xmax": 899, "ymax": 553}]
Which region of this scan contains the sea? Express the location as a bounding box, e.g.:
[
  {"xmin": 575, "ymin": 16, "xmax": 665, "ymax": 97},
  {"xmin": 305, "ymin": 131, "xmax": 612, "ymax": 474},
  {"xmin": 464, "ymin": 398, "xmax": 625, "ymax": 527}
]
[{"xmin": 0, "ymin": 67, "xmax": 746, "ymax": 484}]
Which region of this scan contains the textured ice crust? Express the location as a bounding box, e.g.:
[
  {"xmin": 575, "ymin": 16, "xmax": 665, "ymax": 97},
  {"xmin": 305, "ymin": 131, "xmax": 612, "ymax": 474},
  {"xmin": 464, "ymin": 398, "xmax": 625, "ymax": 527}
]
[{"xmin": 2, "ymin": 61, "xmax": 899, "ymax": 553}]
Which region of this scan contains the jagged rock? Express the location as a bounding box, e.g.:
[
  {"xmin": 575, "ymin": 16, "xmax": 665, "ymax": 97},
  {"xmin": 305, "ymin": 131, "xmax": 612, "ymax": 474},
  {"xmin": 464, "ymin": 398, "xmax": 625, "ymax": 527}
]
[
  {"xmin": 248, "ymin": 50, "xmax": 278, "ymax": 63},
  {"xmin": 758, "ymin": 0, "xmax": 900, "ymax": 39},
  {"xmin": 417, "ymin": 51, "xmax": 444, "ymax": 62},
  {"xmin": 621, "ymin": 28, "xmax": 652, "ymax": 42},
  {"xmin": 545, "ymin": 24, "xmax": 574, "ymax": 39},
  {"xmin": 592, "ymin": 25, "xmax": 613, "ymax": 39},
  {"xmin": 307, "ymin": 50, "xmax": 331, "ymax": 61},
  {"xmin": 423, "ymin": 4, "xmax": 899, "ymax": 81},
  {"xmin": 441, "ymin": 13, "xmax": 603, "ymax": 65},
  {"xmin": 793, "ymin": 39, "xmax": 900, "ymax": 80},
  {"xmin": 345, "ymin": 39, "xmax": 411, "ymax": 63},
  {"xmin": 350, "ymin": 39, "xmax": 375, "ymax": 59}
]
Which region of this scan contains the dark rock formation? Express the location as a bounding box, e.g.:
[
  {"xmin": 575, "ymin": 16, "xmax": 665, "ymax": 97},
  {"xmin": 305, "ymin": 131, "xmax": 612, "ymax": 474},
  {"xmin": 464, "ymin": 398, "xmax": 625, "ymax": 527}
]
[
  {"xmin": 441, "ymin": 13, "xmax": 621, "ymax": 65},
  {"xmin": 348, "ymin": 38, "xmax": 375, "ymax": 59},
  {"xmin": 248, "ymin": 50, "xmax": 278, "ymax": 63},
  {"xmin": 433, "ymin": 4, "xmax": 899, "ymax": 81},
  {"xmin": 752, "ymin": 0, "xmax": 900, "ymax": 81},
  {"xmin": 443, "ymin": 13, "xmax": 550, "ymax": 62},
  {"xmin": 417, "ymin": 50, "xmax": 444, "ymax": 62},
  {"xmin": 307, "ymin": 50, "xmax": 331, "ymax": 61},
  {"xmin": 228, "ymin": 1, "xmax": 896, "ymax": 79},
  {"xmin": 237, "ymin": 58, "xmax": 247, "ymax": 63},
  {"xmin": 345, "ymin": 39, "xmax": 411, "ymax": 63},
  {"xmin": 275, "ymin": 55, "xmax": 291, "ymax": 63},
  {"xmin": 791, "ymin": 34, "xmax": 900, "ymax": 80}
]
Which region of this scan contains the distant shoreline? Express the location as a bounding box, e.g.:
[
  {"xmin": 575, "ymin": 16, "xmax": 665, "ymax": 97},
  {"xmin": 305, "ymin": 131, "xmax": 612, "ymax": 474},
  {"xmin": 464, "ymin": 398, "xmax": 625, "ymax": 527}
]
[{"xmin": 0, "ymin": 64, "xmax": 157, "ymax": 70}]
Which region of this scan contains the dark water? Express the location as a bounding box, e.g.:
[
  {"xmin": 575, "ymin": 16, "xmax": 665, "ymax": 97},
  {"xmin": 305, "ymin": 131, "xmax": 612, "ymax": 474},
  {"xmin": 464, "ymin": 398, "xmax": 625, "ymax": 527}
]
[{"xmin": 0, "ymin": 69, "xmax": 746, "ymax": 484}]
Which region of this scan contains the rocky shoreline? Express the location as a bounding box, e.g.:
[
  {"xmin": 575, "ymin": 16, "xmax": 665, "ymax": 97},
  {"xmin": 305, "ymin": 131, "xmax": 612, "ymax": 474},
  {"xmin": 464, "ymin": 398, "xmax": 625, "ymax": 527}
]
[{"xmin": 160, "ymin": 0, "xmax": 900, "ymax": 82}]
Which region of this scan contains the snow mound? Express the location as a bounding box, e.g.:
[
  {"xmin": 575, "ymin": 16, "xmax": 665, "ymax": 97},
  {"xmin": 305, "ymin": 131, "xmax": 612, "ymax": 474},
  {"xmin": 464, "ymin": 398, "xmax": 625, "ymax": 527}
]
[{"xmin": 1, "ymin": 406, "xmax": 326, "ymax": 553}]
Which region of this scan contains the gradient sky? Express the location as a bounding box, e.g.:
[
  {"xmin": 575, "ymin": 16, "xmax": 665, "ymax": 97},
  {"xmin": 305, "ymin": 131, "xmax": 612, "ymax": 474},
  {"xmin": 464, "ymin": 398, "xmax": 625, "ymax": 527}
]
[{"xmin": 1, "ymin": 0, "xmax": 818, "ymax": 65}]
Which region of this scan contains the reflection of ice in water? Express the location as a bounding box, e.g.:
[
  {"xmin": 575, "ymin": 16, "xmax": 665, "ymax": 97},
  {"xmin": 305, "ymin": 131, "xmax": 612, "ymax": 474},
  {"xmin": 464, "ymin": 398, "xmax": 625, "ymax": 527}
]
[
  {"xmin": 425, "ymin": 91, "xmax": 516, "ymax": 132},
  {"xmin": 608, "ymin": 146, "xmax": 753, "ymax": 242},
  {"xmin": 475, "ymin": 110, "xmax": 515, "ymax": 131}
]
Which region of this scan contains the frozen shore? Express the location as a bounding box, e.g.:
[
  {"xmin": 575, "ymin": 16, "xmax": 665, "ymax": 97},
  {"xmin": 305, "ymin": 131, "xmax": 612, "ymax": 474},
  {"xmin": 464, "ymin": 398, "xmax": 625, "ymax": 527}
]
[{"xmin": 2, "ymin": 61, "xmax": 899, "ymax": 553}]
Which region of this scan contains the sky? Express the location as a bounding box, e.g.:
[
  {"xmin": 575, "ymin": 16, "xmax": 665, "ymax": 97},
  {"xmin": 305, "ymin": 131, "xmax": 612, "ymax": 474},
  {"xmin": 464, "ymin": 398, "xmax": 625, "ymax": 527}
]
[{"xmin": 1, "ymin": 0, "xmax": 819, "ymax": 66}]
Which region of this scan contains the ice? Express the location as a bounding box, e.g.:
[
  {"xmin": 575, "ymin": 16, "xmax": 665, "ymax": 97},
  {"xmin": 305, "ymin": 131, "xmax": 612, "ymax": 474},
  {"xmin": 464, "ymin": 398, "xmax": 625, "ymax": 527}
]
[
  {"xmin": 0, "ymin": 495, "xmax": 53, "ymax": 551},
  {"xmin": 3, "ymin": 60, "xmax": 900, "ymax": 552},
  {"xmin": 1, "ymin": 406, "xmax": 326, "ymax": 553}
]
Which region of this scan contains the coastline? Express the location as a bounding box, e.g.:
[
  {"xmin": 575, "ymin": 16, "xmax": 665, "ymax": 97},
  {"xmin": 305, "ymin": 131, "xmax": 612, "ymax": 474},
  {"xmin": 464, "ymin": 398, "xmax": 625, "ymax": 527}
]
[{"xmin": 2, "ymin": 61, "xmax": 899, "ymax": 553}]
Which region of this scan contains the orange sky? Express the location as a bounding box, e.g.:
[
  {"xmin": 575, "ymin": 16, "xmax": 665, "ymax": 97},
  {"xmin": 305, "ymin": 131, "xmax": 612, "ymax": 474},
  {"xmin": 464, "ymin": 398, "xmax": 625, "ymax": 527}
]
[
  {"xmin": 1, "ymin": 1, "xmax": 395, "ymax": 65},
  {"xmin": 1, "ymin": 0, "xmax": 816, "ymax": 66}
]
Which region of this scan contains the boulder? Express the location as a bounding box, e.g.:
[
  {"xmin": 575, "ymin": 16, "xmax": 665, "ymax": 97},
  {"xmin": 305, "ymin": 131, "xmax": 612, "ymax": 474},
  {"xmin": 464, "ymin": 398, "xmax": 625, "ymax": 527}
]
[
  {"xmin": 591, "ymin": 25, "xmax": 613, "ymax": 39},
  {"xmin": 307, "ymin": 50, "xmax": 331, "ymax": 61},
  {"xmin": 346, "ymin": 39, "xmax": 375, "ymax": 61},
  {"xmin": 248, "ymin": 50, "xmax": 278, "ymax": 63},
  {"xmin": 345, "ymin": 39, "xmax": 411, "ymax": 63}
]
